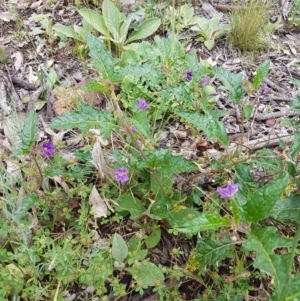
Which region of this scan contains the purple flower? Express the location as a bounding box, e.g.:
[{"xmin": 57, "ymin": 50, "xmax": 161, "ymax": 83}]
[
  {"xmin": 41, "ymin": 141, "xmax": 55, "ymax": 158},
  {"xmin": 138, "ymin": 98, "xmax": 150, "ymax": 110},
  {"xmin": 185, "ymin": 71, "xmax": 193, "ymax": 81},
  {"xmin": 217, "ymin": 183, "xmax": 239, "ymax": 199},
  {"xmin": 200, "ymin": 75, "xmax": 211, "ymax": 87},
  {"xmin": 261, "ymin": 84, "xmax": 269, "ymax": 96},
  {"xmin": 131, "ymin": 125, "xmax": 137, "ymax": 132},
  {"xmin": 115, "ymin": 167, "xmax": 129, "ymax": 185}
]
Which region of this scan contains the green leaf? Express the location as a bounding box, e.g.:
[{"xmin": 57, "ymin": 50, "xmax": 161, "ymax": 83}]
[
  {"xmin": 116, "ymin": 195, "xmax": 145, "ymax": 219},
  {"xmin": 15, "ymin": 193, "xmax": 39, "ymax": 221},
  {"xmin": 242, "ymin": 171, "xmax": 289, "ymax": 223},
  {"xmin": 168, "ymin": 208, "xmax": 200, "ymax": 227},
  {"xmin": 289, "ymin": 131, "xmax": 300, "ymax": 159},
  {"xmin": 178, "ymin": 111, "xmax": 229, "ymax": 147},
  {"xmin": 243, "ymin": 227, "xmax": 293, "ymax": 297},
  {"xmin": 18, "ymin": 110, "xmax": 38, "ymax": 154},
  {"xmin": 78, "ymin": 9, "xmax": 108, "ymax": 36},
  {"xmin": 252, "ymin": 149, "xmax": 283, "ymax": 171},
  {"xmin": 214, "ymin": 67, "xmax": 245, "ymax": 102},
  {"xmin": 86, "ymin": 32, "xmax": 120, "ymax": 82},
  {"xmin": 272, "ymin": 193, "xmax": 300, "ymax": 222},
  {"xmin": 102, "ymin": 0, "xmax": 125, "ymax": 40},
  {"xmin": 175, "ymin": 212, "xmax": 230, "ymax": 234},
  {"xmin": 243, "ymin": 104, "xmax": 253, "ymax": 120},
  {"xmin": 126, "ymin": 18, "xmax": 161, "ymax": 44},
  {"xmin": 81, "ymin": 81, "xmax": 112, "ymax": 94},
  {"xmin": 290, "ymin": 77, "xmax": 300, "ymax": 87},
  {"xmin": 128, "ymin": 261, "xmax": 164, "ymax": 288},
  {"xmin": 141, "ymin": 149, "xmax": 197, "ymax": 174},
  {"xmin": 291, "ymin": 95, "xmax": 300, "ymax": 111},
  {"xmin": 194, "ymin": 239, "xmax": 232, "ymax": 267},
  {"xmin": 252, "ymin": 60, "xmax": 270, "ymax": 89},
  {"xmin": 112, "ymin": 233, "xmax": 128, "ymax": 263},
  {"xmin": 53, "ymin": 24, "xmax": 83, "ymax": 41},
  {"xmin": 145, "ymin": 227, "xmax": 161, "ymax": 249},
  {"xmin": 49, "ymin": 102, "xmax": 115, "ymax": 138},
  {"xmin": 204, "ymin": 39, "xmax": 214, "ymax": 50}
]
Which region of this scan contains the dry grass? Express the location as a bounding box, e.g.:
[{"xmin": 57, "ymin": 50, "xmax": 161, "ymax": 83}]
[{"xmin": 228, "ymin": 0, "xmax": 272, "ymax": 52}]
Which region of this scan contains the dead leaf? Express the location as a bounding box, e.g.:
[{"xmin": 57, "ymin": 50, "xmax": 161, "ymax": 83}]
[
  {"xmin": 0, "ymin": 11, "xmax": 17, "ymax": 22},
  {"xmin": 28, "ymin": 66, "xmax": 39, "ymax": 83},
  {"xmin": 11, "ymin": 51, "xmax": 23, "ymax": 71},
  {"xmin": 5, "ymin": 160, "xmax": 22, "ymax": 185},
  {"xmin": 89, "ymin": 185, "xmax": 108, "ymax": 218}
]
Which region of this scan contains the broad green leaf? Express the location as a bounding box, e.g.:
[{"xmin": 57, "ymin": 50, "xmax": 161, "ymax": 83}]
[
  {"xmin": 150, "ymin": 169, "xmax": 173, "ymax": 196},
  {"xmin": 53, "ymin": 24, "xmax": 82, "ymax": 41},
  {"xmin": 251, "ymin": 149, "xmax": 282, "ymax": 171},
  {"xmin": 49, "ymin": 102, "xmax": 115, "ymax": 138},
  {"xmin": 116, "ymin": 195, "xmax": 145, "ymax": 219},
  {"xmin": 289, "ymin": 131, "xmax": 300, "ymax": 159},
  {"xmin": 126, "ymin": 18, "xmax": 161, "ymax": 44},
  {"xmin": 178, "ymin": 111, "xmax": 229, "ymax": 147},
  {"xmin": 242, "ymin": 171, "xmax": 289, "ymax": 223},
  {"xmin": 194, "ymin": 239, "xmax": 232, "ymax": 267},
  {"xmin": 112, "ymin": 233, "xmax": 128, "ymax": 263},
  {"xmin": 243, "ymin": 104, "xmax": 253, "ymax": 120},
  {"xmin": 117, "ymin": 64, "xmax": 163, "ymax": 82},
  {"xmin": 175, "ymin": 212, "xmax": 230, "ymax": 234},
  {"xmin": 214, "ymin": 67, "xmax": 245, "ymax": 102},
  {"xmin": 102, "ymin": 0, "xmax": 125, "ymax": 40},
  {"xmin": 86, "ymin": 32, "xmax": 120, "ymax": 82},
  {"xmin": 145, "ymin": 227, "xmax": 161, "ymax": 249},
  {"xmin": 78, "ymin": 9, "xmax": 108, "ymax": 36},
  {"xmin": 127, "ymin": 261, "xmax": 164, "ymax": 288},
  {"xmin": 167, "ymin": 208, "xmax": 201, "ymax": 227},
  {"xmin": 243, "ymin": 227, "xmax": 293, "ymax": 297},
  {"xmin": 252, "ymin": 60, "xmax": 270, "ymax": 89},
  {"xmin": 272, "ymin": 193, "xmax": 300, "ymax": 222},
  {"xmin": 119, "ymin": 15, "xmax": 134, "ymax": 44},
  {"xmin": 18, "ymin": 110, "xmax": 38, "ymax": 154},
  {"xmin": 204, "ymin": 39, "xmax": 214, "ymax": 50},
  {"xmin": 291, "ymin": 95, "xmax": 300, "ymax": 111}
]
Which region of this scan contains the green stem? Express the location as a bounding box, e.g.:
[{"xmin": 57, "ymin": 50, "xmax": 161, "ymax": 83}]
[{"xmin": 278, "ymin": 222, "xmax": 300, "ymax": 301}]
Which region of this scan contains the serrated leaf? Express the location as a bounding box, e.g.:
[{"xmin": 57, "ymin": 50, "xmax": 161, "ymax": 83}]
[
  {"xmin": 112, "ymin": 233, "xmax": 128, "ymax": 263},
  {"xmin": 81, "ymin": 81, "xmax": 112, "ymax": 94},
  {"xmin": 194, "ymin": 239, "xmax": 232, "ymax": 267},
  {"xmin": 252, "ymin": 60, "xmax": 270, "ymax": 89},
  {"xmin": 214, "ymin": 67, "xmax": 245, "ymax": 102},
  {"xmin": 289, "ymin": 131, "xmax": 300, "ymax": 159},
  {"xmin": 49, "ymin": 102, "xmax": 115, "ymax": 138},
  {"xmin": 243, "ymin": 227, "xmax": 293, "ymax": 297},
  {"xmin": 116, "ymin": 195, "xmax": 145, "ymax": 219},
  {"xmin": 175, "ymin": 212, "xmax": 230, "ymax": 234},
  {"xmin": 126, "ymin": 18, "xmax": 161, "ymax": 44},
  {"xmin": 272, "ymin": 193, "xmax": 300, "ymax": 222},
  {"xmin": 178, "ymin": 111, "xmax": 228, "ymax": 147},
  {"xmin": 15, "ymin": 193, "xmax": 39, "ymax": 221},
  {"xmin": 145, "ymin": 227, "xmax": 161, "ymax": 249},
  {"xmin": 78, "ymin": 9, "xmax": 108, "ymax": 36},
  {"xmin": 242, "ymin": 171, "xmax": 289, "ymax": 223},
  {"xmin": 86, "ymin": 32, "xmax": 120, "ymax": 82},
  {"xmin": 18, "ymin": 110, "xmax": 38, "ymax": 154},
  {"xmin": 128, "ymin": 261, "xmax": 164, "ymax": 288}
]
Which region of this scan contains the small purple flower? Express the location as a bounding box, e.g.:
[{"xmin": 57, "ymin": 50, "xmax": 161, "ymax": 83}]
[
  {"xmin": 261, "ymin": 84, "xmax": 269, "ymax": 96},
  {"xmin": 217, "ymin": 183, "xmax": 239, "ymax": 199},
  {"xmin": 41, "ymin": 141, "xmax": 55, "ymax": 158},
  {"xmin": 115, "ymin": 167, "xmax": 129, "ymax": 185},
  {"xmin": 138, "ymin": 98, "xmax": 150, "ymax": 110},
  {"xmin": 131, "ymin": 125, "xmax": 137, "ymax": 133},
  {"xmin": 185, "ymin": 70, "xmax": 193, "ymax": 81},
  {"xmin": 200, "ymin": 75, "xmax": 211, "ymax": 87}
]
